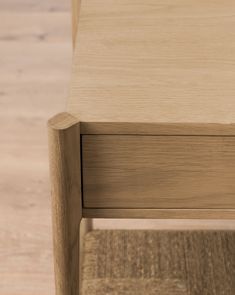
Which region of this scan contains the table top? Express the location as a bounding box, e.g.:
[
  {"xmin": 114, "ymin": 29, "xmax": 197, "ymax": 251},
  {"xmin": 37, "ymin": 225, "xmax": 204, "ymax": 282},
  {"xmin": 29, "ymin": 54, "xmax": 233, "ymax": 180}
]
[{"xmin": 68, "ymin": 0, "xmax": 235, "ymax": 134}]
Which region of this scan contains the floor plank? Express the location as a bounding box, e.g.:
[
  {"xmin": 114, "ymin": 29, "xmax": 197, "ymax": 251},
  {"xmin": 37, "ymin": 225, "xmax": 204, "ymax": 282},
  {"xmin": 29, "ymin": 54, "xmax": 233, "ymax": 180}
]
[
  {"xmin": 0, "ymin": 4, "xmax": 71, "ymax": 295},
  {"xmin": 0, "ymin": 0, "xmax": 69, "ymax": 12},
  {"xmin": 0, "ymin": 12, "xmax": 71, "ymax": 42}
]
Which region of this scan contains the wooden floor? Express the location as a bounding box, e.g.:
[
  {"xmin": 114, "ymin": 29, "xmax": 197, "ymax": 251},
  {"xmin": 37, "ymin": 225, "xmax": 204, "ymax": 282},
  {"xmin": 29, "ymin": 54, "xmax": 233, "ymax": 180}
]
[
  {"xmin": 0, "ymin": 1, "xmax": 235, "ymax": 295},
  {"xmin": 0, "ymin": 1, "xmax": 71, "ymax": 294}
]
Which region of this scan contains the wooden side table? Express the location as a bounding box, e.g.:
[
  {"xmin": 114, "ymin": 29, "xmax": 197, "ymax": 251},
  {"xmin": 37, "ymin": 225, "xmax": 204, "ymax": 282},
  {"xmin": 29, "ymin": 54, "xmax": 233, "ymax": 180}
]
[{"xmin": 48, "ymin": 0, "xmax": 235, "ymax": 294}]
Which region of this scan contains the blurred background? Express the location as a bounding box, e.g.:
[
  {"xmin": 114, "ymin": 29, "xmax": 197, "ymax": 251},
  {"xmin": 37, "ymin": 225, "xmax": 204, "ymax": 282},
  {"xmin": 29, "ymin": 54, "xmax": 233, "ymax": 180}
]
[
  {"xmin": 1, "ymin": 1, "xmax": 235, "ymax": 295},
  {"xmin": 1, "ymin": 1, "xmax": 71, "ymax": 294}
]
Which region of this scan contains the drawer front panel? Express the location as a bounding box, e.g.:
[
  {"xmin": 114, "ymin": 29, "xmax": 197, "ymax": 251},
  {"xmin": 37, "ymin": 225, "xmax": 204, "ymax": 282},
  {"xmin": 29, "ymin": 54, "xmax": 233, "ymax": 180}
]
[{"xmin": 82, "ymin": 135, "xmax": 235, "ymax": 209}]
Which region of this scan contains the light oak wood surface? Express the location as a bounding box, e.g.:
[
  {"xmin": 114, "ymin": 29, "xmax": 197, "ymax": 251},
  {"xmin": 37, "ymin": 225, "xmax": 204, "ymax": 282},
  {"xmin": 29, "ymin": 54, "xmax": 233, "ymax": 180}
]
[
  {"xmin": 2, "ymin": 1, "xmax": 235, "ymax": 295},
  {"xmin": 80, "ymin": 122, "xmax": 235, "ymax": 136},
  {"xmin": 48, "ymin": 113, "xmax": 82, "ymax": 295},
  {"xmin": 0, "ymin": 2, "xmax": 72, "ymax": 295},
  {"xmin": 71, "ymin": 0, "xmax": 81, "ymax": 48},
  {"xmin": 82, "ymin": 135, "xmax": 235, "ymax": 209},
  {"xmin": 68, "ymin": 0, "xmax": 235, "ymax": 223},
  {"xmin": 83, "ymin": 209, "xmax": 235, "ymax": 220},
  {"xmin": 0, "ymin": 0, "xmax": 69, "ymax": 12},
  {"xmin": 68, "ymin": 0, "xmax": 235, "ymax": 134}
]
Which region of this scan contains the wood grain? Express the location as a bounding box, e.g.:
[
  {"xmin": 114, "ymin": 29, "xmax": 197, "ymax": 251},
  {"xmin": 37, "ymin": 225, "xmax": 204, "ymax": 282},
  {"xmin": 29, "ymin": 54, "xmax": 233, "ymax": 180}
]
[
  {"xmin": 82, "ymin": 135, "xmax": 235, "ymax": 209},
  {"xmin": 83, "ymin": 209, "xmax": 235, "ymax": 219},
  {"xmin": 0, "ymin": 4, "xmax": 71, "ymax": 295},
  {"xmin": 71, "ymin": 0, "xmax": 81, "ymax": 48},
  {"xmin": 2, "ymin": 1, "xmax": 235, "ymax": 294},
  {"xmin": 48, "ymin": 113, "xmax": 81, "ymax": 295},
  {"xmin": 0, "ymin": 12, "xmax": 71, "ymax": 42},
  {"xmin": 92, "ymin": 219, "xmax": 235, "ymax": 231},
  {"xmin": 68, "ymin": 0, "xmax": 235, "ymax": 133},
  {"xmin": 0, "ymin": 0, "xmax": 69, "ymax": 12},
  {"xmin": 79, "ymin": 122, "xmax": 235, "ymax": 135}
]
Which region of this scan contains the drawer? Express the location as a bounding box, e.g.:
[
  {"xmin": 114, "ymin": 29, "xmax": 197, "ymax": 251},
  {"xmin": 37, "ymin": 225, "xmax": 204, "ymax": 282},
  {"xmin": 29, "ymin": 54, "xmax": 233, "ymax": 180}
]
[{"xmin": 82, "ymin": 135, "xmax": 235, "ymax": 209}]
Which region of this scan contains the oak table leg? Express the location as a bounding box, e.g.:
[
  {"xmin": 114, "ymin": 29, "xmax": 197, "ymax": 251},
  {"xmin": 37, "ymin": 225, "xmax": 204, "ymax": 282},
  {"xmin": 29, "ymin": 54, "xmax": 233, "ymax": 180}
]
[{"xmin": 48, "ymin": 113, "xmax": 81, "ymax": 295}]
